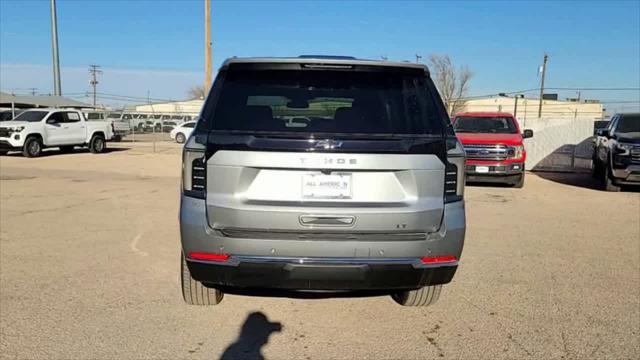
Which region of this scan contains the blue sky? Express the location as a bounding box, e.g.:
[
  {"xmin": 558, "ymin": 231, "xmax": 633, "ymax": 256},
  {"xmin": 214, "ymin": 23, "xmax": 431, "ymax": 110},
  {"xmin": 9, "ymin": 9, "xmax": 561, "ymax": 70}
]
[{"xmin": 1, "ymin": 0, "xmax": 639, "ymax": 110}]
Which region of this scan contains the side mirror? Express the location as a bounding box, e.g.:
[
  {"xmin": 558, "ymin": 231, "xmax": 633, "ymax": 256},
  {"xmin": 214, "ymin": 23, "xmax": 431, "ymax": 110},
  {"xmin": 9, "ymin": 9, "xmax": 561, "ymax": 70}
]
[
  {"xmin": 522, "ymin": 129, "xmax": 534, "ymax": 139},
  {"xmin": 46, "ymin": 118, "xmax": 57, "ymax": 125}
]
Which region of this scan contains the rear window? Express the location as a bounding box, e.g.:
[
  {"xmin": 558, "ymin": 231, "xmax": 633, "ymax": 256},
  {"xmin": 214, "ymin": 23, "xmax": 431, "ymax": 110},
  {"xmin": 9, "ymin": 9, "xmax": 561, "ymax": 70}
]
[
  {"xmin": 453, "ymin": 116, "xmax": 518, "ymax": 134},
  {"xmin": 208, "ymin": 69, "xmax": 443, "ymax": 135}
]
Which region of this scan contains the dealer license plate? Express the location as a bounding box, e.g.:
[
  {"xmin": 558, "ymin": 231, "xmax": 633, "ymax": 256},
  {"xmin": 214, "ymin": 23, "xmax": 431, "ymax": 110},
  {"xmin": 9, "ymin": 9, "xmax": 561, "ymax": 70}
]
[
  {"xmin": 302, "ymin": 173, "xmax": 352, "ymax": 199},
  {"xmin": 475, "ymin": 166, "xmax": 489, "ymax": 173}
]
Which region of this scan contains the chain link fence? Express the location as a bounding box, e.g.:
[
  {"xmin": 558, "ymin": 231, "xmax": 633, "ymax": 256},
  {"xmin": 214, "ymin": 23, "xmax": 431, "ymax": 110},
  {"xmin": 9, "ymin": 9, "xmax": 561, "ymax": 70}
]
[{"xmin": 85, "ymin": 110, "xmax": 197, "ymax": 145}]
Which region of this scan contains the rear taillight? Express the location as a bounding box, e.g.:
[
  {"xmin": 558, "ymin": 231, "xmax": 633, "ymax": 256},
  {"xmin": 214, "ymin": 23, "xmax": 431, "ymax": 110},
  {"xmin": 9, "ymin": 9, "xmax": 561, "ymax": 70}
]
[
  {"xmin": 188, "ymin": 252, "xmax": 229, "ymax": 262},
  {"xmin": 420, "ymin": 256, "xmax": 457, "ymax": 264},
  {"xmin": 191, "ymin": 157, "xmax": 206, "ymax": 191},
  {"xmin": 444, "ymin": 163, "xmax": 459, "ymax": 202},
  {"xmin": 182, "ymin": 147, "xmax": 206, "ymax": 199},
  {"xmin": 445, "ymin": 137, "xmax": 465, "ymax": 203}
]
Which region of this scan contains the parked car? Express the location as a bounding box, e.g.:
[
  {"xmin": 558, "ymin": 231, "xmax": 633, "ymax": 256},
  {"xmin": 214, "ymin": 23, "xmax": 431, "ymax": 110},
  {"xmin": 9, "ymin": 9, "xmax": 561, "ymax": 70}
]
[
  {"xmin": 105, "ymin": 112, "xmax": 129, "ymax": 140},
  {"xmin": 0, "ymin": 108, "xmax": 114, "ymax": 157},
  {"xmin": 179, "ymin": 56, "xmax": 466, "ymax": 307},
  {"xmin": 593, "ymin": 113, "xmax": 640, "ymax": 191},
  {"xmin": 153, "ymin": 115, "xmax": 172, "ymax": 132},
  {"xmin": 170, "ymin": 121, "xmax": 196, "ymax": 143},
  {"xmin": 161, "ymin": 120, "xmax": 179, "ymax": 133},
  {"xmin": 452, "ymin": 112, "xmax": 533, "ymax": 188},
  {"xmin": 139, "ymin": 120, "xmax": 155, "ymax": 132},
  {"xmin": 132, "ymin": 113, "xmax": 149, "ymax": 130}
]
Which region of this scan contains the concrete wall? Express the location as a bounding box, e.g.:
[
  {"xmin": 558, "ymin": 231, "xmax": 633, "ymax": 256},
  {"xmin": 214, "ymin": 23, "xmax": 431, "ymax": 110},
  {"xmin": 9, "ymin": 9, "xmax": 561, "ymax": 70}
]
[{"xmin": 523, "ymin": 117, "xmax": 596, "ymax": 172}]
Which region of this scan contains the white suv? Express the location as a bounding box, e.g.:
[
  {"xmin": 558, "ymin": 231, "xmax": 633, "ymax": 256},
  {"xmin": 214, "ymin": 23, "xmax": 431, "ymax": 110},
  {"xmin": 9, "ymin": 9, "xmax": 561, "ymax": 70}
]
[{"xmin": 0, "ymin": 108, "xmax": 114, "ymax": 157}]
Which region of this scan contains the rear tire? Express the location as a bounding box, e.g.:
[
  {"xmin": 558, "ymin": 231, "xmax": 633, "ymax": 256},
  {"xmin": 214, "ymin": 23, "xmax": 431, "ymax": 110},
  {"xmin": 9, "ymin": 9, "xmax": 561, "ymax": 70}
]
[
  {"xmin": 22, "ymin": 136, "xmax": 42, "ymax": 158},
  {"xmin": 0, "ymin": 150, "xmax": 7, "ymax": 156},
  {"xmin": 392, "ymin": 285, "xmax": 442, "ymax": 307},
  {"xmin": 175, "ymin": 133, "xmax": 186, "ymax": 144},
  {"xmin": 89, "ymin": 134, "xmax": 106, "ymax": 154},
  {"xmin": 602, "ymin": 163, "xmax": 621, "ymax": 192},
  {"xmin": 181, "ymin": 254, "xmax": 224, "ymax": 305},
  {"xmin": 512, "ymin": 173, "xmax": 525, "ymax": 188}
]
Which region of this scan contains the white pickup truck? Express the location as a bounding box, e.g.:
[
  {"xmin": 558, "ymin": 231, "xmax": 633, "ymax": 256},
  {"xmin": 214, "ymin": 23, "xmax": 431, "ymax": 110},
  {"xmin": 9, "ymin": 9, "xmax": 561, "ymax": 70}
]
[{"xmin": 0, "ymin": 108, "xmax": 114, "ymax": 157}]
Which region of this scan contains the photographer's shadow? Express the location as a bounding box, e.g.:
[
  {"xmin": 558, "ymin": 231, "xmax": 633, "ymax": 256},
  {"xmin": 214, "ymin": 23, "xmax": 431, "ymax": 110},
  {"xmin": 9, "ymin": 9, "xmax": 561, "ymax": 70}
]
[{"xmin": 220, "ymin": 312, "xmax": 282, "ymax": 360}]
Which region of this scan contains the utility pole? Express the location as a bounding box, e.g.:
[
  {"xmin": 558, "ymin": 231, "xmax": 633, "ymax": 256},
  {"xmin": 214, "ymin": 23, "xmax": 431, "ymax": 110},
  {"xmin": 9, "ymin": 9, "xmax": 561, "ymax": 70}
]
[
  {"xmin": 415, "ymin": 54, "xmax": 422, "ymax": 63},
  {"xmin": 537, "ymin": 53, "xmax": 548, "ymax": 118},
  {"xmin": 50, "ymin": 0, "xmax": 62, "ymax": 96},
  {"xmin": 514, "ymin": 94, "xmax": 524, "ymax": 119},
  {"xmin": 204, "ymin": 0, "xmax": 212, "ymax": 93},
  {"xmin": 28, "ymin": 88, "xmax": 38, "ymax": 96},
  {"xmin": 88, "ymin": 65, "xmax": 102, "ymax": 106}
]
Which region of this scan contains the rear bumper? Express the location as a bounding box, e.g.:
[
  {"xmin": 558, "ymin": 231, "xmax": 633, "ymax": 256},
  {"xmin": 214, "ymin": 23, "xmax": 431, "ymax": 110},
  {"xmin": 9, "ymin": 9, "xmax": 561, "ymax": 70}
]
[
  {"xmin": 180, "ymin": 195, "xmax": 466, "ymax": 291},
  {"xmin": 186, "ymin": 256, "xmax": 457, "ymax": 290},
  {"xmin": 465, "ymin": 162, "xmax": 524, "ymax": 184}
]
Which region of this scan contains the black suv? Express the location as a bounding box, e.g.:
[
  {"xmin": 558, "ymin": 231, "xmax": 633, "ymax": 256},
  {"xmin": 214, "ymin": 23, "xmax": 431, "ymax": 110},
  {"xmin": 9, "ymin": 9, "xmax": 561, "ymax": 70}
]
[{"xmin": 593, "ymin": 113, "xmax": 640, "ymax": 191}]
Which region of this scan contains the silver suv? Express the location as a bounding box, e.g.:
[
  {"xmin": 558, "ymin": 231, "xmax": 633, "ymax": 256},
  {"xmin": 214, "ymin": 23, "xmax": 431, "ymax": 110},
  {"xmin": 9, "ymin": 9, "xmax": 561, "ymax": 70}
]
[{"xmin": 179, "ymin": 56, "xmax": 466, "ymax": 306}]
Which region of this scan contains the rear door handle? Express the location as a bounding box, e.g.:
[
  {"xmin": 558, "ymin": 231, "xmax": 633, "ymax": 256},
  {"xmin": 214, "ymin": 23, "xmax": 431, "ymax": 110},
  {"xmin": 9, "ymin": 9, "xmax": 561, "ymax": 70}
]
[{"xmin": 300, "ymin": 215, "xmax": 355, "ymax": 226}]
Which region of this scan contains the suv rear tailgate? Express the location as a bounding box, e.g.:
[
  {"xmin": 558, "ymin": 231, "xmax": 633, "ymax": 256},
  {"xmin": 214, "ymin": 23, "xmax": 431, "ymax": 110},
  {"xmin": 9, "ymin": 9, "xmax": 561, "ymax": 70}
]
[{"xmin": 206, "ymin": 150, "xmax": 445, "ymax": 235}]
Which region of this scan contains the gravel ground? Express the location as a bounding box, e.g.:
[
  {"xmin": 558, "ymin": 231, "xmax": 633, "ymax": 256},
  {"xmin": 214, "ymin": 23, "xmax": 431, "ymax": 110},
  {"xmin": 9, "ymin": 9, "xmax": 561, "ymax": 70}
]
[{"xmin": 1, "ymin": 146, "xmax": 638, "ymax": 359}]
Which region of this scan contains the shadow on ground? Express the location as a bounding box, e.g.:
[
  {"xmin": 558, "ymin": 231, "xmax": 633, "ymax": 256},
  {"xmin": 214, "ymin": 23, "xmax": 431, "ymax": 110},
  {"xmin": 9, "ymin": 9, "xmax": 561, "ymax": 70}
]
[
  {"xmin": 465, "ymin": 181, "xmax": 514, "ymax": 189},
  {"xmin": 219, "ymin": 287, "xmax": 394, "ymax": 299},
  {"xmin": 535, "ymin": 171, "xmax": 639, "ymax": 192},
  {"xmin": 220, "ymin": 312, "xmax": 282, "ymax": 360},
  {"xmin": 4, "ymin": 147, "xmax": 129, "ymax": 158}
]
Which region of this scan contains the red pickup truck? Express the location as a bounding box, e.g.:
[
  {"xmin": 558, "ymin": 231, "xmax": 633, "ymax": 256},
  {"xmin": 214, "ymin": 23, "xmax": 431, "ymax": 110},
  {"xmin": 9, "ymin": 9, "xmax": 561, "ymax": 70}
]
[{"xmin": 452, "ymin": 112, "xmax": 533, "ymax": 188}]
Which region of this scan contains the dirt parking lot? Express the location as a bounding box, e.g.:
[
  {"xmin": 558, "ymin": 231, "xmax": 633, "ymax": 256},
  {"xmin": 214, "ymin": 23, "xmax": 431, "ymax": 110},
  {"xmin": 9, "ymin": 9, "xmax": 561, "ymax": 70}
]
[{"xmin": 1, "ymin": 145, "xmax": 638, "ymax": 359}]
